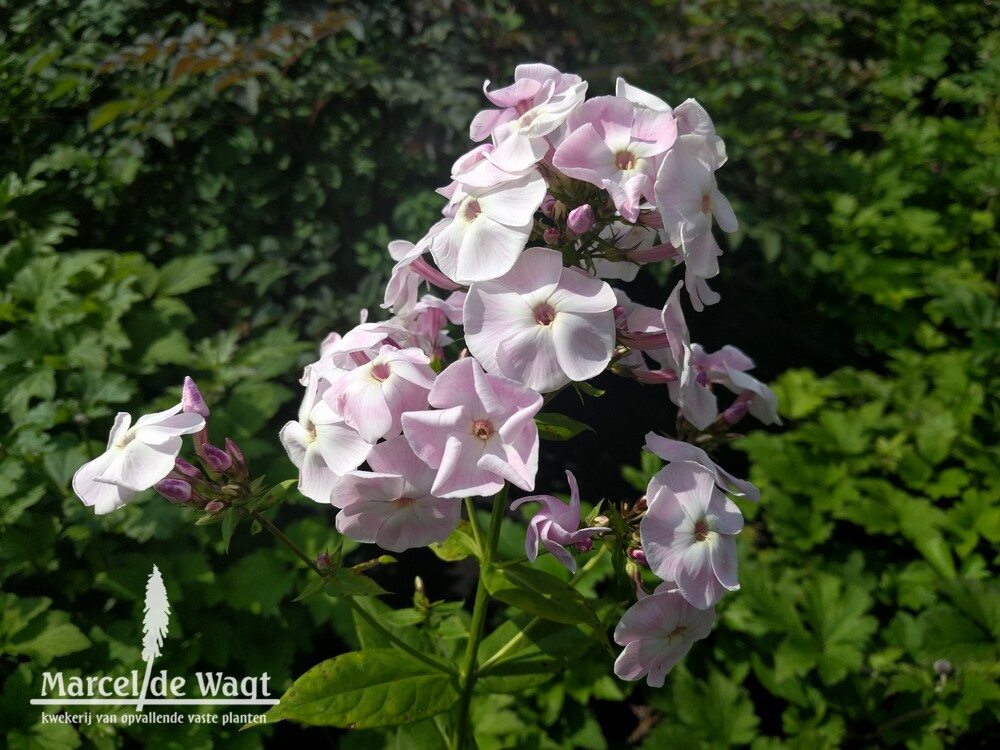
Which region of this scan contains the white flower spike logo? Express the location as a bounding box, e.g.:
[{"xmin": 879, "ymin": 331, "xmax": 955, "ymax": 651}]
[{"xmin": 137, "ymin": 565, "xmax": 170, "ymax": 711}]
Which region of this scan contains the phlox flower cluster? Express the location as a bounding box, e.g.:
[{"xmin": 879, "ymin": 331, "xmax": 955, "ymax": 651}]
[
  {"xmin": 273, "ymin": 64, "xmax": 777, "ymax": 686},
  {"xmin": 73, "ymin": 63, "xmax": 779, "ymax": 691}
]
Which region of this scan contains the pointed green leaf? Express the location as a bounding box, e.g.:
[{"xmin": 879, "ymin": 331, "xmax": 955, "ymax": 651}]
[
  {"xmin": 483, "ymin": 563, "xmax": 598, "ymax": 627},
  {"xmin": 534, "ymin": 413, "xmax": 595, "ymax": 441},
  {"xmin": 220, "ymin": 509, "xmax": 239, "ymax": 554},
  {"xmin": 263, "ymin": 649, "xmax": 459, "ymax": 728},
  {"xmin": 156, "ymin": 255, "xmax": 218, "ymax": 296}
]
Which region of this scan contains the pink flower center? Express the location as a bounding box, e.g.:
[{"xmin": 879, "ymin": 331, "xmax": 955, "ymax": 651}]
[
  {"xmin": 461, "ymin": 199, "xmax": 482, "ymax": 223},
  {"xmin": 472, "ymin": 419, "xmax": 495, "ymax": 441},
  {"xmin": 392, "ymin": 496, "xmax": 416, "ymax": 508},
  {"xmin": 534, "ymin": 302, "xmax": 557, "ymax": 326},
  {"xmin": 615, "ymin": 150, "xmax": 637, "ymax": 171},
  {"xmin": 700, "ymin": 193, "xmax": 712, "ymax": 214},
  {"xmin": 694, "ymin": 519, "xmax": 710, "ymax": 542},
  {"xmin": 371, "ymin": 361, "xmax": 392, "ymax": 382}
]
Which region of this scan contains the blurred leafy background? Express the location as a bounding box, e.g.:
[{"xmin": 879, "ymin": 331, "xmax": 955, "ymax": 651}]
[{"xmin": 1, "ymin": 0, "xmax": 997, "ymax": 748}]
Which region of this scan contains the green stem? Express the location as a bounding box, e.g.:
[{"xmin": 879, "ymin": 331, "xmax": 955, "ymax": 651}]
[
  {"xmin": 478, "ymin": 545, "xmax": 607, "ymax": 675},
  {"xmin": 463, "ymin": 497, "xmax": 484, "ymax": 553},
  {"xmin": 249, "ymin": 509, "xmax": 322, "ymax": 576},
  {"xmin": 450, "ymin": 485, "xmax": 508, "ymax": 750},
  {"xmin": 250, "ymin": 508, "xmax": 455, "ymax": 675}
]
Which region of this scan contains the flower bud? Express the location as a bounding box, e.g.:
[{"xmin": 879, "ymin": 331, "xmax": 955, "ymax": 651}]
[
  {"xmin": 316, "ymin": 551, "xmax": 334, "ymax": 573},
  {"xmin": 592, "ymin": 515, "xmax": 610, "ymax": 527},
  {"xmin": 933, "ymin": 659, "xmax": 952, "ymax": 676},
  {"xmin": 154, "ymin": 479, "xmax": 193, "ymax": 505},
  {"xmin": 182, "ymin": 376, "xmax": 211, "ymax": 418},
  {"xmin": 566, "ymin": 204, "xmax": 595, "ymax": 235},
  {"xmin": 723, "ymin": 392, "xmax": 752, "ymax": 425},
  {"xmin": 574, "ymin": 538, "xmax": 593, "ymax": 553},
  {"xmin": 540, "ymin": 193, "xmax": 556, "ymax": 217},
  {"xmin": 225, "ymin": 437, "xmax": 249, "ymax": 481},
  {"xmin": 630, "ymin": 547, "xmax": 649, "ymax": 567},
  {"xmin": 173, "ymin": 457, "xmax": 203, "ymax": 479},
  {"xmin": 204, "ymin": 500, "xmax": 225, "ymax": 513},
  {"xmin": 543, "ymin": 227, "xmax": 561, "ymax": 245},
  {"xmin": 202, "ymin": 443, "xmax": 233, "ymax": 473}
]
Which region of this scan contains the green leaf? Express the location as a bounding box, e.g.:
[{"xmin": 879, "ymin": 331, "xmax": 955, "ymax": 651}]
[
  {"xmin": 483, "ymin": 563, "xmax": 598, "ymax": 627},
  {"xmin": 572, "ymin": 381, "xmax": 605, "ymax": 398},
  {"xmin": 253, "ymin": 479, "xmax": 297, "ymax": 512},
  {"xmin": 352, "ymin": 598, "xmax": 428, "ymax": 652},
  {"xmin": 324, "ymin": 567, "xmax": 388, "ymax": 597},
  {"xmin": 156, "ymin": 255, "xmax": 219, "ymax": 296},
  {"xmin": 534, "ymin": 413, "xmax": 594, "ymax": 441},
  {"xmin": 88, "ymin": 100, "xmax": 133, "ymax": 131},
  {"xmin": 263, "ymin": 649, "xmax": 459, "ymax": 728},
  {"xmin": 293, "ymin": 576, "xmax": 328, "ymax": 603},
  {"xmin": 428, "ymin": 520, "xmax": 478, "ymax": 562},
  {"xmin": 220, "ymin": 509, "xmax": 239, "ymax": 554},
  {"xmin": 4, "ymin": 610, "xmax": 90, "ymax": 666}
]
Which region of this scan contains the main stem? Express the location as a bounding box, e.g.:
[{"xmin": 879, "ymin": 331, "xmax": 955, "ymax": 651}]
[{"xmin": 450, "ymin": 485, "xmax": 508, "ymax": 750}]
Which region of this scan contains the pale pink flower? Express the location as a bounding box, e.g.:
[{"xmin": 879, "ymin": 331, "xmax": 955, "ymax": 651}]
[
  {"xmin": 470, "ymin": 64, "xmax": 587, "ymax": 171},
  {"xmin": 615, "ymin": 77, "xmax": 671, "ymax": 113},
  {"xmin": 647, "ymin": 282, "xmax": 719, "ymax": 430},
  {"xmin": 510, "ymin": 470, "xmax": 605, "ymax": 573},
  {"xmin": 554, "ymin": 96, "xmax": 677, "ymax": 221},
  {"xmin": 402, "ymin": 293, "xmax": 465, "ymax": 360},
  {"xmin": 331, "ymin": 436, "xmax": 460, "ymax": 553},
  {"xmin": 654, "ymin": 134, "xmax": 737, "ymax": 311},
  {"xmin": 688, "ymin": 345, "xmax": 782, "ymax": 426},
  {"xmin": 328, "ymin": 345, "xmax": 436, "ymax": 444},
  {"xmin": 451, "ymin": 143, "xmax": 534, "ymax": 188},
  {"xmin": 431, "ymin": 171, "xmax": 547, "ymax": 285},
  {"xmin": 645, "ymin": 432, "xmax": 760, "ymax": 503},
  {"xmin": 674, "ymin": 98, "xmax": 727, "ymax": 165},
  {"xmin": 464, "ymin": 247, "xmax": 618, "ymax": 393},
  {"xmin": 279, "ymin": 367, "xmax": 373, "ymax": 503},
  {"xmin": 318, "ymin": 319, "xmax": 416, "ymax": 372},
  {"xmin": 613, "ymin": 584, "xmax": 715, "ymax": 687},
  {"xmin": 382, "ymin": 230, "xmax": 461, "ymax": 316},
  {"xmin": 73, "ymin": 401, "xmax": 206, "ymax": 515},
  {"xmin": 640, "ymin": 461, "xmax": 744, "ymax": 609},
  {"xmin": 401, "ymin": 357, "xmax": 542, "ymax": 498}
]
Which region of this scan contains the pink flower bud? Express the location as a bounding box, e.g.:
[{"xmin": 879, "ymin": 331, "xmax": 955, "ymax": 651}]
[
  {"xmin": 173, "ymin": 458, "xmax": 203, "ymax": 479},
  {"xmin": 154, "ymin": 479, "xmax": 193, "ymax": 505},
  {"xmin": 566, "ymin": 204, "xmax": 595, "ymax": 235},
  {"xmin": 574, "ymin": 538, "xmax": 594, "ymax": 553},
  {"xmin": 316, "ymin": 551, "xmax": 334, "ymax": 573},
  {"xmin": 202, "ymin": 443, "xmax": 232, "ymax": 472},
  {"xmin": 204, "ymin": 500, "xmax": 225, "ymax": 513},
  {"xmin": 933, "ymin": 659, "xmax": 952, "ymax": 676},
  {"xmin": 182, "ymin": 376, "xmax": 210, "ymax": 418},
  {"xmin": 543, "ymin": 227, "xmax": 561, "ymax": 245},
  {"xmin": 225, "ymin": 437, "xmax": 248, "ymax": 480},
  {"xmin": 722, "ymin": 396, "xmax": 751, "ymax": 425},
  {"xmin": 540, "ymin": 193, "xmax": 556, "ymax": 217},
  {"xmin": 630, "ymin": 547, "xmax": 649, "ymax": 567}
]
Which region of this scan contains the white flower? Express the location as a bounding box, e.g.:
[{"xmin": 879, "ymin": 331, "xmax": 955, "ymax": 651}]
[{"xmin": 72, "ymin": 403, "xmax": 205, "ymax": 515}]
